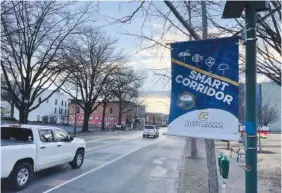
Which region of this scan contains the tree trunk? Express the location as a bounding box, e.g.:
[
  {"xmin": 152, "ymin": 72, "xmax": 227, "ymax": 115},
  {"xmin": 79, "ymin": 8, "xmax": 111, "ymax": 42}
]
[
  {"xmin": 190, "ymin": 138, "xmax": 197, "ymax": 158},
  {"xmin": 118, "ymin": 101, "xmax": 122, "ymax": 126},
  {"xmin": 19, "ymin": 106, "xmax": 28, "ymax": 124},
  {"xmin": 258, "ymin": 128, "xmax": 262, "ymax": 152},
  {"xmin": 201, "ymin": 2, "xmax": 218, "ymax": 192},
  {"xmin": 10, "ymin": 103, "xmax": 14, "ymax": 118},
  {"xmin": 101, "ymin": 102, "xmax": 107, "ymax": 131},
  {"xmin": 205, "ymin": 139, "xmax": 219, "ymax": 193},
  {"xmin": 82, "ymin": 112, "xmax": 90, "ymax": 132}
]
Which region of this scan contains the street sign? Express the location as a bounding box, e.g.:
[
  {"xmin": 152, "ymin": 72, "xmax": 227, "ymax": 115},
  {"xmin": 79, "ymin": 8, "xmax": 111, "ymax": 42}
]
[{"xmin": 166, "ymin": 37, "xmax": 239, "ymax": 140}]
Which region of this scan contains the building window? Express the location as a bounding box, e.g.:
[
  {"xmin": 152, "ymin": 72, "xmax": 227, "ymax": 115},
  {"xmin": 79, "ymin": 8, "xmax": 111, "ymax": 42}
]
[
  {"xmin": 38, "ymin": 97, "xmax": 41, "ymax": 103},
  {"xmin": 65, "ymin": 109, "xmax": 67, "ymax": 115},
  {"xmin": 61, "ymin": 100, "xmax": 63, "ymax": 106},
  {"xmin": 55, "ymin": 108, "xmax": 57, "ymax": 114},
  {"xmin": 65, "ymin": 101, "xmax": 67, "ymax": 107},
  {"xmin": 55, "ymin": 99, "xmax": 57, "ymax": 105},
  {"xmin": 110, "ymin": 107, "xmax": 113, "ymax": 114}
]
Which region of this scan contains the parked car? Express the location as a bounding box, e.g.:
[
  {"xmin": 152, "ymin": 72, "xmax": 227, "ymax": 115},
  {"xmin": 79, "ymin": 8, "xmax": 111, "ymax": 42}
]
[
  {"xmin": 143, "ymin": 125, "xmax": 159, "ymax": 138},
  {"xmin": 1, "ymin": 124, "xmax": 86, "ymax": 191}
]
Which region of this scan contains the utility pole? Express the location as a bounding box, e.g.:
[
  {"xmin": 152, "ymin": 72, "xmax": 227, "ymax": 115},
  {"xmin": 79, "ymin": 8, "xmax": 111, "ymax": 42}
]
[
  {"xmin": 245, "ymin": 2, "xmax": 258, "ymax": 192},
  {"xmin": 202, "ymin": 1, "xmax": 219, "ymax": 193}
]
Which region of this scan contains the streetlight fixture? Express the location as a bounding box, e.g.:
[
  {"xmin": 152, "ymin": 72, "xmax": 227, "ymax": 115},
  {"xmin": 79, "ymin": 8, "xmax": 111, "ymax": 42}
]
[{"xmin": 222, "ymin": 1, "xmax": 269, "ymax": 193}]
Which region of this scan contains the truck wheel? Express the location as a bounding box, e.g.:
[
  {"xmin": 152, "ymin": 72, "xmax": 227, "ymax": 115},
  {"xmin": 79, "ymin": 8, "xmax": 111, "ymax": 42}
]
[
  {"xmin": 71, "ymin": 149, "xmax": 84, "ymax": 169},
  {"xmin": 9, "ymin": 162, "xmax": 32, "ymax": 191},
  {"xmin": 143, "ymin": 135, "xmax": 145, "ymax": 138}
]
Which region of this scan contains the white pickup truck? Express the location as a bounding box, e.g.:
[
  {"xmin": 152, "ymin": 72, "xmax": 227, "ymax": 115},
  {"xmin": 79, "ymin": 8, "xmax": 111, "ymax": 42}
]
[{"xmin": 1, "ymin": 124, "xmax": 86, "ymax": 191}]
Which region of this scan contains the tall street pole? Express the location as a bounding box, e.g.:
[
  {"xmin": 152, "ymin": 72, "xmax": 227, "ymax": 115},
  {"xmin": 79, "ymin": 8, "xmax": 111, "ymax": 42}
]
[
  {"xmin": 222, "ymin": 1, "xmax": 269, "ymax": 193},
  {"xmin": 245, "ymin": 2, "xmax": 258, "ymax": 192}
]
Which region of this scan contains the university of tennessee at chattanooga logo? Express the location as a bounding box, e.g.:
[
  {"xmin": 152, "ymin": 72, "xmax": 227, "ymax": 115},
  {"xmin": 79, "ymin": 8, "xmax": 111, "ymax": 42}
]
[
  {"xmin": 177, "ymin": 92, "xmax": 195, "ymax": 110},
  {"xmin": 199, "ymin": 112, "xmax": 209, "ymax": 121}
]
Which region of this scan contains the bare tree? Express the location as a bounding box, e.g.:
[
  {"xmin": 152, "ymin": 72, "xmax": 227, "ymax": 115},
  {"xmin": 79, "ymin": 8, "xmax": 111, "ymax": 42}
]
[
  {"xmin": 0, "ymin": 0, "xmax": 20, "ymax": 19},
  {"xmin": 1, "ymin": 75, "xmax": 20, "ymax": 118},
  {"xmin": 258, "ymin": 101, "xmax": 280, "ymax": 127},
  {"xmin": 100, "ymin": 76, "xmax": 116, "ymax": 131},
  {"xmin": 257, "ymin": 100, "xmax": 280, "ymax": 152},
  {"xmin": 106, "ymin": 1, "xmax": 280, "ymax": 86},
  {"xmin": 1, "ymin": 1, "xmax": 96, "ymax": 123},
  {"xmin": 103, "ymin": 1, "xmax": 224, "ymax": 192},
  {"xmin": 61, "ymin": 28, "xmax": 126, "ymax": 132},
  {"xmin": 112, "ymin": 68, "xmax": 145, "ymax": 127},
  {"xmin": 208, "ymin": 1, "xmax": 281, "ymax": 85},
  {"xmin": 125, "ymin": 102, "xmax": 146, "ymax": 130}
]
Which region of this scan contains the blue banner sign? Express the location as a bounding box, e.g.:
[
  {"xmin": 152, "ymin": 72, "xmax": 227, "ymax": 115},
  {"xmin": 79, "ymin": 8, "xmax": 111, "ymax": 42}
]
[{"xmin": 167, "ymin": 37, "xmax": 239, "ymax": 141}]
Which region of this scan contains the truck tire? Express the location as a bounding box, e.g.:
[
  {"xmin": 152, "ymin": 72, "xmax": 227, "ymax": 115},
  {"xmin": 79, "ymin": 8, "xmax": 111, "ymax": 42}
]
[
  {"xmin": 9, "ymin": 162, "xmax": 33, "ymax": 191},
  {"xmin": 70, "ymin": 149, "xmax": 84, "ymax": 169}
]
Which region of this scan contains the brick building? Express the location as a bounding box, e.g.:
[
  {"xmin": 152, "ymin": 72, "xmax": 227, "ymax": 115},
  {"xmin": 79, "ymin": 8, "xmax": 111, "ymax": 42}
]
[
  {"xmin": 146, "ymin": 113, "xmax": 168, "ymax": 126},
  {"xmin": 68, "ymin": 100, "xmax": 145, "ymax": 129}
]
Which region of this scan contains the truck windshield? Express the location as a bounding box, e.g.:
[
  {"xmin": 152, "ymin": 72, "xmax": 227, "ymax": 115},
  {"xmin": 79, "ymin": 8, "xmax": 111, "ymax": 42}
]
[{"xmin": 1, "ymin": 127, "xmax": 33, "ymax": 142}]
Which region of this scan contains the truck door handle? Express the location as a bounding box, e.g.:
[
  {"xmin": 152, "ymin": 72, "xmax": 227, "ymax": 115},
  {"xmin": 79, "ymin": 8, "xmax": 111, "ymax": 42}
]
[
  {"xmin": 40, "ymin": 146, "xmax": 46, "ymax": 149},
  {"xmin": 57, "ymin": 144, "xmax": 62, "ymax": 147}
]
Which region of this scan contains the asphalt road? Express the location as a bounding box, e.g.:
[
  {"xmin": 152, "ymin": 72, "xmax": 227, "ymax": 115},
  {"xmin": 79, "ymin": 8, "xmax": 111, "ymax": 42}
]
[{"xmin": 1, "ymin": 128, "xmax": 185, "ymax": 193}]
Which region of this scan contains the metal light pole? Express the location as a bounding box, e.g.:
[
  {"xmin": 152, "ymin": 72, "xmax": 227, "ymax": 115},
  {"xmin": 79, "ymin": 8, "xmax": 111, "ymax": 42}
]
[
  {"xmin": 244, "ymin": 2, "xmax": 258, "ymax": 192},
  {"xmin": 74, "ymin": 77, "xmax": 78, "ymax": 136},
  {"xmin": 222, "ymin": 1, "xmax": 269, "ymax": 193}
]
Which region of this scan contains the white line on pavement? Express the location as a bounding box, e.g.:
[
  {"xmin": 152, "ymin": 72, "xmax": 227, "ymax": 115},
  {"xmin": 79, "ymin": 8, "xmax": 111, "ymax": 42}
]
[
  {"xmin": 85, "ymin": 136, "xmax": 118, "ymax": 144},
  {"xmin": 43, "ymin": 138, "xmax": 164, "ymax": 193},
  {"xmin": 85, "ymin": 138, "xmax": 137, "ymax": 152},
  {"xmin": 82, "ymin": 133, "xmax": 142, "ymax": 144}
]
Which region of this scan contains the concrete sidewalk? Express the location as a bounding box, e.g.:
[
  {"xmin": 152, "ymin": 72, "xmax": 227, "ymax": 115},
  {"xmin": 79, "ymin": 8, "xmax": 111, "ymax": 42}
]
[
  {"xmin": 178, "ymin": 138, "xmax": 209, "ymax": 193},
  {"xmin": 178, "ymin": 138, "xmax": 270, "ymax": 193}
]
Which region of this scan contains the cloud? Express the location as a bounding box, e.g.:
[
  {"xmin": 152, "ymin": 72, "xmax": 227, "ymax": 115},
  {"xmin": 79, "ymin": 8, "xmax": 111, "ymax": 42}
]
[
  {"xmin": 127, "ymin": 30, "xmax": 191, "ymax": 70},
  {"xmin": 140, "ymin": 96, "xmax": 170, "ymax": 114}
]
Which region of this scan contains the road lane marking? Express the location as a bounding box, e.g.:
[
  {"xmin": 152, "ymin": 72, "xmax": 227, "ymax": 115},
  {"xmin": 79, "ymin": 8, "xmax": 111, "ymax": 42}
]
[
  {"xmin": 43, "ymin": 138, "xmax": 164, "ymax": 193},
  {"xmin": 83, "ymin": 133, "xmax": 142, "ymax": 144},
  {"xmin": 85, "ymin": 134, "xmax": 165, "ymax": 151},
  {"xmin": 86, "ymin": 138, "xmax": 138, "ymax": 152},
  {"xmin": 85, "ymin": 136, "xmax": 119, "ymax": 144}
]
